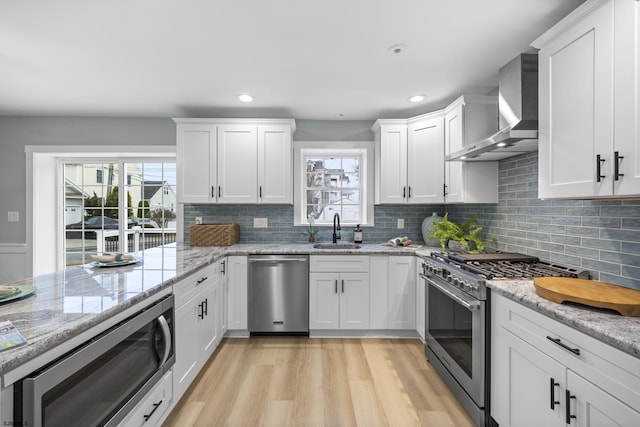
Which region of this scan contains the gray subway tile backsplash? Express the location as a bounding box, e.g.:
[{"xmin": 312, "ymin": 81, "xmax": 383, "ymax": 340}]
[{"xmin": 445, "ymin": 151, "xmax": 640, "ymax": 290}]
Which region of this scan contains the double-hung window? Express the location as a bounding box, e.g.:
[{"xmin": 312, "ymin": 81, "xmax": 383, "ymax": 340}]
[{"xmin": 295, "ymin": 142, "xmax": 373, "ymax": 227}]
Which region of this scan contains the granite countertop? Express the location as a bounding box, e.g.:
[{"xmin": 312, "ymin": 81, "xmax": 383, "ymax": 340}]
[
  {"xmin": 0, "ymin": 241, "xmax": 428, "ymax": 380},
  {"xmin": 489, "ymin": 280, "xmax": 640, "ymax": 359},
  {"xmin": 4, "ymin": 241, "xmax": 637, "ymax": 383}
]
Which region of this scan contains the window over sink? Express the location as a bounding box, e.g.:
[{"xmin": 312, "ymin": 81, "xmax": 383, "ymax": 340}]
[{"xmin": 294, "ymin": 141, "xmax": 374, "ymax": 227}]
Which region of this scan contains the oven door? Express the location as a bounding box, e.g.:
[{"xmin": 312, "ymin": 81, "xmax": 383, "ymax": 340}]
[
  {"xmin": 423, "ymin": 274, "xmax": 485, "ymax": 407},
  {"xmin": 19, "ymin": 295, "xmax": 174, "ymax": 427}
]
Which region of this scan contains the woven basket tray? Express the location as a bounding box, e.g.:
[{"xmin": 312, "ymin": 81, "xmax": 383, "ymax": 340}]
[{"xmin": 190, "ymin": 223, "xmax": 240, "ymax": 246}]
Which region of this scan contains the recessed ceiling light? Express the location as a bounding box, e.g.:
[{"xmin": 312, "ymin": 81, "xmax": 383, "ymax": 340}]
[
  {"xmin": 388, "ymin": 44, "xmax": 407, "ymax": 55},
  {"xmin": 497, "ymin": 142, "xmax": 507, "ymax": 147},
  {"xmin": 408, "ymin": 94, "xmax": 426, "ymax": 103},
  {"xmin": 237, "ymin": 94, "xmax": 253, "ymax": 103}
]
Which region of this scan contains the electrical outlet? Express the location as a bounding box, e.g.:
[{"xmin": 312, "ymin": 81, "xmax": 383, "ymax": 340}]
[
  {"xmin": 397, "ymin": 218, "xmax": 405, "ymax": 229},
  {"xmin": 195, "ymin": 216, "xmax": 202, "ymax": 225},
  {"xmin": 254, "ymin": 218, "xmax": 268, "ymax": 228},
  {"xmin": 8, "ymin": 211, "xmax": 19, "ymax": 222}
]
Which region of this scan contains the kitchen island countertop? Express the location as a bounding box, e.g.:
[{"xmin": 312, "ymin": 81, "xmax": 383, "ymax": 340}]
[{"xmin": 0, "ymin": 242, "xmax": 429, "ymax": 381}]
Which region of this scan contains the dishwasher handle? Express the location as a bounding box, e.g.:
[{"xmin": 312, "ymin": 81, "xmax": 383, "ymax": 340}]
[{"xmin": 249, "ymin": 258, "xmax": 308, "ymax": 263}]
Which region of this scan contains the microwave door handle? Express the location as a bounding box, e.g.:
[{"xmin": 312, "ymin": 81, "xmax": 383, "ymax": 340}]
[
  {"xmin": 157, "ymin": 314, "xmax": 172, "ymax": 367},
  {"xmin": 423, "ymin": 274, "xmax": 480, "ymax": 311}
]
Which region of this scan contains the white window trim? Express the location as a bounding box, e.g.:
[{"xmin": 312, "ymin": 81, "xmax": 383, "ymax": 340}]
[
  {"xmin": 293, "ymin": 141, "xmax": 374, "ymax": 227},
  {"xmin": 26, "ymin": 145, "xmax": 175, "ymax": 276}
]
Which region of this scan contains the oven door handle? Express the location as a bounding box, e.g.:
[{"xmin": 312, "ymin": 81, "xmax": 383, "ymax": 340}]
[
  {"xmin": 157, "ymin": 314, "xmax": 172, "ymax": 367},
  {"xmin": 422, "ymin": 274, "xmax": 481, "ymax": 311}
]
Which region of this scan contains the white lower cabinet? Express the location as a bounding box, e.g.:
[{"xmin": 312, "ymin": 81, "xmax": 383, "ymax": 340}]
[
  {"xmin": 415, "ymin": 260, "xmax": 425, "ymax": 340},
  {"xmin": 120, "ymin": 370, "xmax": 173, "ymax": 427},
  {"xmin": 226, "ymin": 256, "xmax": 248, "ymax": 331},
  {"xmin": 491, "ymin": 293, "xmax": 640, "ymax": 426},
  {"xmin": 369, "ymin": 255, "xmax": 417, "ymax": 331},
  {"xmin": 309, "ymin": 256, "xmax": 370, "ymax": 330},
  {"xmin": 173, "ymin": 261, "xmax": 221, "ymax": 402}
]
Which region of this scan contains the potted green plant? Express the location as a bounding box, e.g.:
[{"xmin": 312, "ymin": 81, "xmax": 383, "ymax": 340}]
[
  {"xmin": 303, "ymin": 214, "xmax": 319, "ymax": 242},
  {"xmin": 428, "ymin": 213, "xmax": 486, "ymax": 253}
]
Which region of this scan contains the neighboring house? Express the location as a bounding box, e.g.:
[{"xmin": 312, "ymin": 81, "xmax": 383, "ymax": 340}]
[{"xmin": 142, "ymin": 180, "xmax": 177, "ymax": 214}]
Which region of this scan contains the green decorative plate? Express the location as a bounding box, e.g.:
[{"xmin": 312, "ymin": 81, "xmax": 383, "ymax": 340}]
[{"xmin": 0, "ymin": 285, "xmax": 36, "ymax": 303}]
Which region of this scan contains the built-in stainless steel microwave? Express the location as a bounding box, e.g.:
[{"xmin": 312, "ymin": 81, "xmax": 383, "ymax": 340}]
[{"xmin": 15, "ymin": 294, "xmax": 174, "ymax": 427}]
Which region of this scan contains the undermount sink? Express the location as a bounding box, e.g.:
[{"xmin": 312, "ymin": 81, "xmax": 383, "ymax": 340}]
[{"xmin": 313, "ymin": 243, "xmax": 361, "ymax": 249}]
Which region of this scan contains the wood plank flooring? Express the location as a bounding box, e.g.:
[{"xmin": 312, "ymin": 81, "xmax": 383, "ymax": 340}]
[{"xmin": 163, "ymin": 337, "xmax": 474, "ymax": 427}]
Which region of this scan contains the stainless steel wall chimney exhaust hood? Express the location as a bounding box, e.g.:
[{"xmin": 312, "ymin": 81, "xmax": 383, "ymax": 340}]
[{"xmin": 446, "ymin": 53, "xmax": 539, "ymax": 161}]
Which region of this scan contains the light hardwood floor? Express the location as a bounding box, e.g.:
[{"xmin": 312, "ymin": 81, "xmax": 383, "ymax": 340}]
[{"xmin": 163, "ymin": 337, "xmax": 474, "ymax": 427}]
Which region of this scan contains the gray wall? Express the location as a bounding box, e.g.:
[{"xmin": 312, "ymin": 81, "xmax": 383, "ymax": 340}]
[{"xmin": 0, "ymin": 117, "xmax": 176, "ymax": 243}]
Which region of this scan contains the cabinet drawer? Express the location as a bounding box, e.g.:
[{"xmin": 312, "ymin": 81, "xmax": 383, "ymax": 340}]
[
  {"xmin": 174, "ymin": 263, "xmax": 219, "ymax": 308},
  {"xmin": 121, "ymin": 370, "xmax": 173, "ymax": 427},
  {"xmin": 309, "ymin": 255, "xmax": 369, "ymax": 272},
  {"xmin": 493, "ymin": 293, "xmax": 640, "ymax": 410}
]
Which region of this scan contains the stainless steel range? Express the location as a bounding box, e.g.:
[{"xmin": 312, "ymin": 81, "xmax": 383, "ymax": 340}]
[{"xmin": 420, "ymin": 252, "xmax": 588, "ymax": 426}]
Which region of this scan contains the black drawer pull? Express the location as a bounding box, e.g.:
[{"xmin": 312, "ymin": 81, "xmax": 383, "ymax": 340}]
[
  {"xmin": 547, "ymin": 336, "xmax": 581, "ymax": 356},
  {"xmin": 197, "ymin": 276, "xmax": 208, "ymax": 284},
  {"xmin": 144, "ymin": 399, "xmax": 163, "ymax": 422},
  {"xmin": 614, "ymin": 151, "xmax": 624, "ymax": 181},
  {"xmin": 550, "ymin": 377, "xmax": 560, "ymax": 410},
  {"xmin": 596, "ymin": 154, "xmax": 605, "ymax": 182},
  {"xmin": 565, "ymin": 390, "xmax": 577, "ymax": 424}
]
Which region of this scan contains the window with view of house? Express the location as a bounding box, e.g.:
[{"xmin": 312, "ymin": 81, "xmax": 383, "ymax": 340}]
[
  {"xmin": 296, "ymin": 143, "xmax": 373, "ymax": 227},
  {"xmin": 64, "ymin": 161, "xmax": 177, "ymax": 266}
]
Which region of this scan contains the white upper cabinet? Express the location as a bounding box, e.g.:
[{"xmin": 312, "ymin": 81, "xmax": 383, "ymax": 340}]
[
  {"xmin": 614, "ymin": 0, "xmax": 640, "ymax": 195},
  {"xmin": 257, "ymin": 124, "xmax": 292, "ymax": 204},
  {"xmin": 176, "ymin": 124, "xmax": 217, "ymax": 203},
  {"xmin": 444, "ymin": 96, "xmax": 499, "ymax": 204},
  {"xmin": 374, "ymin": 113, "xmax": 445, "ymax": 205},
  {"xmin": 217, "ymin": 124, "xmax": 258, "ymax": 203},
  {"xmin": 533, "ymin": 0, "xmax": 640, "ymax": 198},
  {"xmin": 174, "ymin": 118, "xmax": 295, "ymax": 204},
  {"xmin": 407, "ymin": 114, "xmax": 445, "ymax": 204},
  {"xmin": 374, "ymin": 121, "xmax": 408, "ymax": 204}
]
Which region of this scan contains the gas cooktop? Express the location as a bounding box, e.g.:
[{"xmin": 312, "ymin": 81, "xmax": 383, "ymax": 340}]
[{"xmin": 429, "ymin": 251, "xmax": 590, "ymax": 280}]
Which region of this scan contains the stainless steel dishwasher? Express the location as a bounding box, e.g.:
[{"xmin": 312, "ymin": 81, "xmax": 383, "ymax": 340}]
[{"xmin": 248, "ymin": 255, "xmax": 309, "ymax": 335}]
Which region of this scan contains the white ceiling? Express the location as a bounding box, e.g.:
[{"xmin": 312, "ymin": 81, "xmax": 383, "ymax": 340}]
[{"xmin": 0, "ymin": 0, "xmax": 584, "ymax": 120}]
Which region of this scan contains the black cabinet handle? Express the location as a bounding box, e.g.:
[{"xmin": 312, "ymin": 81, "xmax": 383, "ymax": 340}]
[
  {"xmin": 614, "ymin": 151, "xmax": 624, "ymax": 181},
  {"xmin": 546, "ymin": 336, "xmax": 581, "ymax": 356},
  {"xmin": 443, "ymin": 183, "xmax": 448, "ymax": 197},
  {"xmin": 143, "ymin": 400, "xmax": 163, "ymax": 422},
  {"xmin": 408, "ymin": 186, "xmax": 412, "ymax": 198},
  {"xmin": 221, "ymin": 260, "xmax": 226, "ymax": 274},
  {"xmin": 403, "ymin": 186, "xmax": 406, "ymax": 198},
  {"xmin": 259, "ymin": 186, "xmax": 263, "ymax": 198},
  {"xmin": 550, "ymin": 377, "xmax": 560, "ymax": 410},
  {"xmin": 596, "ymin": 154, "xmax": 605, "ymax": 182},
  {"xmin": 335, "ymin": 280, "xmax": 338, "ymax": 294},
  {"xmin": 218, "ymin": 186, "xmax": 221, "ymax": 198},
  {"xmin": 198, "ymin": 302, "xmax": 204, "ymax": 319},
  {"xmin": 211, "ymin": 186, "xmax": 215, "ymax": 198},
  {"xmin": 197, "ymin": 276, "xmax": 208, "ymax": 284},
  {"xmin": 203, "ymin": 298, "xmax": 208, "ymax": 316},
  {"xmin": 341, "ymin": 279, "xmax": 345, "ymax": 293},
  {"xmin": 565, "ymin": 390, "xmax": 577, "ymax": 424}
]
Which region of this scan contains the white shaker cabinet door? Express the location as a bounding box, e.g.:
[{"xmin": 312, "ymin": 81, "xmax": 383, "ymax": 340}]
[
  {"xmin": 257, "ymin": 124, "xmax": 292, "ymax": 204},
  {"xmin": 387, "ymin": 256, "xmax": 416, "ymax": 330},
  {"xmin": 339, "ymin": 272, "xmax": 370, "ymax": 330},
  {"xmin": 177, "ymin": 124, "xmax": 217, "ymax": 203},
  {"xmin": 407, "ymin": 115, "xmax": 445, "ymax": 204},
  {"xmin": 217, "ymin": 125, "xmax": 258, "ymax": 203},
  {"xmin": 537, "ymin": 0, "xmax": 613, "ymax": 198},
  {"xmin": 309, "ymin": 272, "xmax": 340, "ymax": 330},
  {"xmin": 377, "ymin": 124, "xmax": 408, "ymax": 204},
  {"xmin": 614, "ymin": 0, "xmax": 640, "ymax": 196}
]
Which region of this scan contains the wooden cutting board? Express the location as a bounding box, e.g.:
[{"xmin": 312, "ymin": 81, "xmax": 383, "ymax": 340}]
[{"xmin": 533, "ymin": 277, "xmax": 640, "ymax": 317}]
